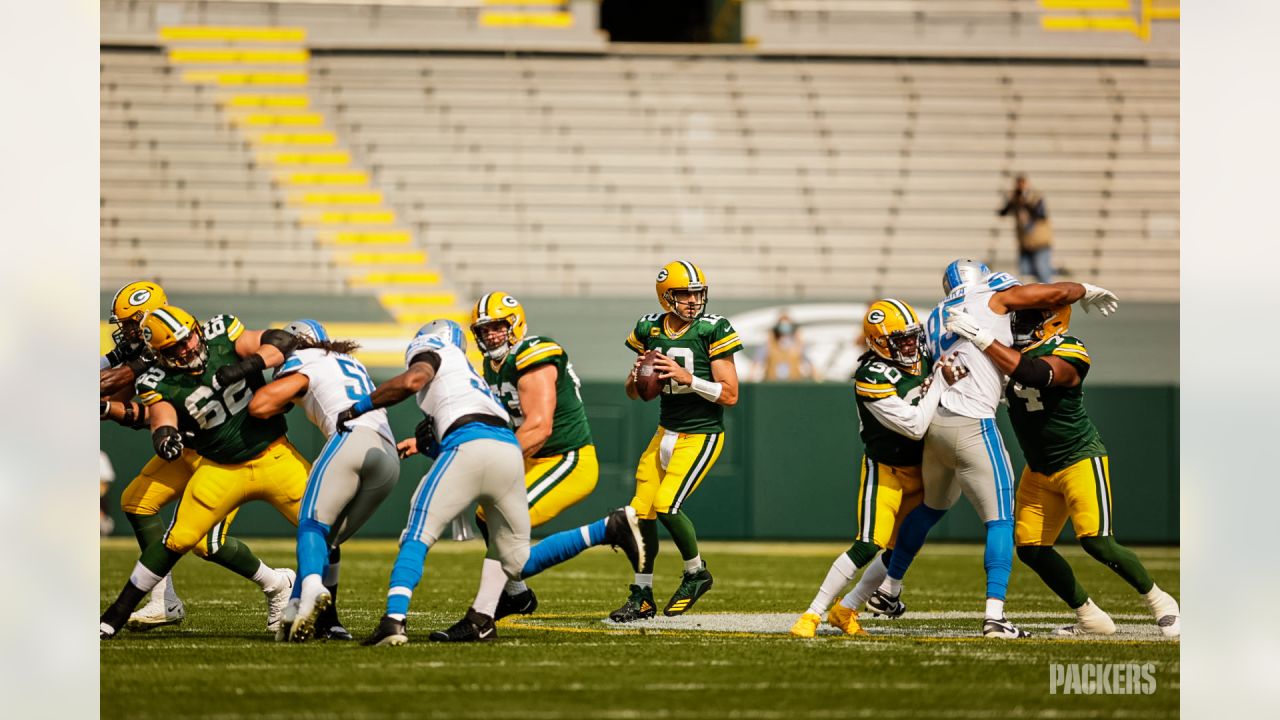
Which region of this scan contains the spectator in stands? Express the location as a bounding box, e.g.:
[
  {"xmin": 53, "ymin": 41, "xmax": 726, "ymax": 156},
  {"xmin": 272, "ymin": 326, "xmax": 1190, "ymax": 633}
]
[
  {"xmin": 753, "ymin": 311, "xmax": 819, "ymax": 382},
  {"xmin": 998, "ymin": 174, "xmax": 1055, "ymax": 283}
]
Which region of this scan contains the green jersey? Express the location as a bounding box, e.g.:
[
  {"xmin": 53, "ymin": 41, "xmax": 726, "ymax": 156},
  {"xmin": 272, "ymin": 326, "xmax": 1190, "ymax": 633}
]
[
  {"xmin": 1004, "ymin": 334, "xmax": 1107, "ymax": 474},
  {"xmin": 135, "ymin": 314, "xmax": 287, "ymax": 464},
  {"xmin": 625, "ymin": 312, "xmax": 743, "ymax": 434},
  {"xmin": 853, "ymin": 351, "xmax": 933, "ymax": 467},
  {"xmin": 483, "ymin": 334, "xmax": 592, "ymax": 457}
]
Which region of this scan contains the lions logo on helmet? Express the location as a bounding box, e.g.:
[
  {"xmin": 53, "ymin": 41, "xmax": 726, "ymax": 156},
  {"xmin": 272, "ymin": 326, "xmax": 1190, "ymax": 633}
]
[
  {"xmin": 470, "ymin": 292, "xmax": 528, "ymax": 361},
  {"xmin": 1011, "ymin": 305, "xmax": 1071, "ymax": 349},
  {"xmin": 863, "ymin": 299, "xmax": 924, "ymax": 368},
  {"xmin": 656, "ymin": 260, "xmax": 708, "ymax": 322},
  {"xmin": 140, "ymin": 305, "xmax": 207, "ymax": 373},
  {"xmin": 110, "ymin": 280, "xmax": 169, "ymax": 343}
]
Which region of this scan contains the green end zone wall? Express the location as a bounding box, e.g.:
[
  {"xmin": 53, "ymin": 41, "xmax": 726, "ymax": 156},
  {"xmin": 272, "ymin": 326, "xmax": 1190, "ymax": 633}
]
[{"xmin": 101, "ymin": 381, "xmax": 1178, "ymax": 543}]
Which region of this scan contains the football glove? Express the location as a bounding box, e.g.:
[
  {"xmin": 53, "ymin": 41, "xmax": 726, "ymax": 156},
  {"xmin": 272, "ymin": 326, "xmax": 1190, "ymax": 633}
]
[
  {"xmin": 1079, "ymin": 283, "xmax": 1119, "ymax": 316},
  {"xmin": 152, "ymin": 426, "xmax": 184, "ymax": 461},
  {"xmin": 214, "ymin": 355, "xmax": 266, "ymax": 390},
  {"xmin": 335, "ymin": 396, "xmax": 374, "ymax": 433},
  {"xmin": 945, "ymin": 308, "xmax": 995, "ymax": 351}
]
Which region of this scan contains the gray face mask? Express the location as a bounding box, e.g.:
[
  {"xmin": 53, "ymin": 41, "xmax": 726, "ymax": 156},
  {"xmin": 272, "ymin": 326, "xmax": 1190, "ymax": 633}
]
[{"xmin": 775, "ymin": 322, "xmax": 795, "ymax": 336}]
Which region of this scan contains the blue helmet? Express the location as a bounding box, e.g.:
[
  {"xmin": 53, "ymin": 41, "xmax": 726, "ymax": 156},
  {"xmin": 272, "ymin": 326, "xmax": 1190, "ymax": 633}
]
[
  {"xmin": 416, "ymin": 319, "xmax": 468, "ymax": 352},
  {"xmin": 282, "ymin": 319, "xmax": 329, "ymax": 343},
  {"xmin": 942, "ymin": 259, "xmax": 991, "ymax": 294}
]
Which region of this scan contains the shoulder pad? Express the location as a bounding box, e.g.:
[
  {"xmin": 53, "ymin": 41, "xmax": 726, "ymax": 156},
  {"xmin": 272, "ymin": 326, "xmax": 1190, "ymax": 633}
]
[
  {"xmin": 987, "ymin": 272, "xmax": 1021, "ymax": 291},
  {"xmin": 1050, "ymin": 335, "xmax": 1091, "ymax": 364},
  {"xmin": 203, "ymin": 314, "xmax": 244, "ymax": 341},
  {"xmin": 854, "ymin": 360, "xmax": 898, "ymax": 399},
  {"xmin": 640, "ymin": 312, "xmax": 662, "ymax": 323}
]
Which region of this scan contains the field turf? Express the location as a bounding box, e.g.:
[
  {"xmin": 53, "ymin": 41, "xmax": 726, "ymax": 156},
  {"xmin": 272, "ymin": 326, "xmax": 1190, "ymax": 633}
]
[{"xmin": 101, "ymin": 538, "xmax": 1178, "ymax": 719}]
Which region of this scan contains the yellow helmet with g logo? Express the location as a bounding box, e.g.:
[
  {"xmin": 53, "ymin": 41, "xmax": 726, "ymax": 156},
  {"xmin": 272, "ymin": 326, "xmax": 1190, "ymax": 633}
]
[
  {"xmin": 864, "ymin": 298, "xmax": 924, "ymax": 367},
  {"xmin": 656, "ymin": 260, "xmax": 708, "ymax": 321},
  {"xmin": 109, "ymin": 280, "xmax": 168, "ymax": 343},
  {"xmin": 1011, "ymin": 305, "xmax": 1071, "ymax": 349},
  {"xmin": 470, "ymin": 291, "xmax": 528, "ymax": 361},
  {"xmin": 141, "ymin": 305, "xmax": 207, "ymax": 373}
]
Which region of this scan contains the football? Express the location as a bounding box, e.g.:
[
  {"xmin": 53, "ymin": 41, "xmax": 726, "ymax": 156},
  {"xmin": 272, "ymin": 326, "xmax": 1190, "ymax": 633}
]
[{"xmin": 635, "ymin": 349, "xmax": 663, "ymax": 401}]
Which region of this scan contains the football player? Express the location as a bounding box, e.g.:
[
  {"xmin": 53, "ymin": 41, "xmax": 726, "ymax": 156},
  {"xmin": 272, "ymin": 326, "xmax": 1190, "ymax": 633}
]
[
  {"xmin": 99, "ymin": 281, "xmax": 285, "ymax": 630},
  {"xmin": 469, "ymin": 292, "xmax": 608, "ymax": 620},
  {"xmin": 244, "ymin": 320, "xmax": 400, "ymax": 642},
  {"xmin": 790, "ymin": 299, "xmax": 962, "ymax": 638},
  {"xmin": 945, "ymin": 305, "xmax": 1181, "ymax": 637},
  {"xmin": 336, "ymin": 320, "xmax": 644, "ymax": 646},
  {"xmin": 612, "ymin": 261, "xmax": 742, "ymax": 622},
  {"xmin": 868, "ymin": 259, "xmax": 1120, "ymax": 638},
  {"xmin": 99, "ymin": 306, "xmax": 309, "ymax": 639}
]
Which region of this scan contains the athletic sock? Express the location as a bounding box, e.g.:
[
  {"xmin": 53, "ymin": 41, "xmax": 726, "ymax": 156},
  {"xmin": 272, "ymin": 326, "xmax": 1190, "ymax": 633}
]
[
  {"xmin": 635, "ymin": 573, "xmax": 654, "ymax": 588},
  {"xmin": 207, "ymin": 536, "xmax": 268, "ymax": 582},
  {"xmin": 520, "ymin": 524, "xmax": 593, "ymax": 580},
  {"xmin": 638, "ymin": 518, "xmax": 659, "ymax": 574},
  {"xmin": 657, "ymin": 511, "xmax": 699, "ymax": 561},
  {"xmin": 125, "ymin": 511, "xmax": 165, "ymax": 552},
  {"xmin": 982, "ymin": 519, "xmax": 1014, "ymax": 601},
  {"xmin": 886, "ymin": 504, "xmax": 948, "ymax": 580},
  {"xmin": 683, "ymin": 554, "xmax": 703, "ymax": 574},
  {"xmin": 504, "ymin": 579, "xmax": 529, "ymax": 596},
  {"xmin": 845, "ymin": 551, "xmax": 889, "ymax": 609},
  {"xmin": 879, "ymin": 575, "xmax": 903, "ymax": 597},
  {"xmin": 1080, "ymin": 536, "xmax": 1155, "ymax": 594},
  {"xmin": 1016, "ymin": 545, "xmax": 1089, "ymax": 608},
  {"xmin": 985, "ymin": 598, "xmax": 1005, "ymax": 620},
  {"xmin": 473, "ymin": 558, "xmax": 507, "ymax": 618},
  {"xmin": 808, "ymin": 553, "xmax": 858, "ymax": 617},
  {"xmin": 386, "ymin": 539, "xmax": 430, "ymax": 617},
  {"xmin": 251, "ymin": 562, "xmax": 283, "ymax": 592},
  {"xmin": 324, "ymin": 546, "xmax": 341, "ymax": 586}
]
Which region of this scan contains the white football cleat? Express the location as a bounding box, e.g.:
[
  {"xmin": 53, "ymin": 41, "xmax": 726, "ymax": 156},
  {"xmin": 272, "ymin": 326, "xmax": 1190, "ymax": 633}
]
[
  {"xmin": 275, "ymin": 597, "xmax": 300, "ymax": 642},
  {"xmin": 265, "ymin": 568, "xmax": 295, "ymax": 633},
  {"xmin": 1146, "ymin": 589, "xmax": 1180, "ymax": 638},
  {"xmin": 1053, "ymin": 599, "xmax": 1116, "ymax": 636},
  {"xmin": 127, "ymin": 576, "xmax": 186, "ymax": 631},
  {"xmin": 289, "ymin": 575, "xmax": 332, "ymax": 643}
]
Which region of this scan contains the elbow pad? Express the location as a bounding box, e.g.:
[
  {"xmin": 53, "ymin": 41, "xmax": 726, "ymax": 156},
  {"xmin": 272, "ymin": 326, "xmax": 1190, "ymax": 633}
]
[
  {"xmin": 260, "ymin": 328, "xmax": 300, "ymax": 356},
  {"xmin": 1010, "ymin": 355, "xmax": 1054, "ymax": 389}
]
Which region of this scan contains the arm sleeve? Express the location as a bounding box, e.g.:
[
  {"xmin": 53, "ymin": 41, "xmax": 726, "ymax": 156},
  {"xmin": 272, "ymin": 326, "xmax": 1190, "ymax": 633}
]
[{"xmin": 863, "ymin": 378, "xmax": 944, "ymax": 442}]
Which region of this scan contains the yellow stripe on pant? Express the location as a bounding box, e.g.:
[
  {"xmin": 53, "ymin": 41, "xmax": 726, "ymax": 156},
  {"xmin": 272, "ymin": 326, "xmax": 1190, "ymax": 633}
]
[
  {"xmin": 855, "ymin": 457, "xmax": 923, "ymax": 549},
  {"xmin": 476, "ymin": 444, "xmax": 600, "ymax": 527},
  {"xmin": 162, "ymin": 437, "xmax": 309, "ymax": 554},
  {"xmin": 1015, "ymin": 455, "xmax": 1113, "ymax": 546},
  {"xmin": 630, "ymin": 427, "xmax": 724, "ymax": 520}
]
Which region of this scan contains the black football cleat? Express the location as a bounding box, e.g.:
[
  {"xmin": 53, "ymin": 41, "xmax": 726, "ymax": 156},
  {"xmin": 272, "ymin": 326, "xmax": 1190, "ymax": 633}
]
[
  {"xmin": 609, "ymin": 584, "xmax": 657, "ymax": 623},
  {"xmin": 361, "ymin": 615, "xmax": 408, "ymax": 646},
  {"xmin": 494, "ymin": 588, "xmax": 538, "ymax": 622},
  {"xmin": 429, "ymin": 607, "xmax": 497, "ymax": 643},
  {"xmin": 603, "ymin": 506, "xmax": 646, "ymax": 572}
]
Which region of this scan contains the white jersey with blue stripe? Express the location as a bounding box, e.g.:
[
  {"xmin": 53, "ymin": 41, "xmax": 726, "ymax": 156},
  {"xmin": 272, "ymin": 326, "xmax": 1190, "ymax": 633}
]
[
  {"xmin": 277, "ymin": 348, "xmax": 393, "ymax": 442},
  {"xmin": 404, "ymin": 336, "xmax": 510, "ymax": 441},
  {"xmin": 925, "ymin": 272, "xmax": 1022, "ymax": 419}
]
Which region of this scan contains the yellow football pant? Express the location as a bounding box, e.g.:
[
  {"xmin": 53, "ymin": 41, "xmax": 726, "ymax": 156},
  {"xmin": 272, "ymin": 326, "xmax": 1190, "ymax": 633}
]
[
  {"xmin": 855, "ymin": 457, "xmax": 923, "ymax": 550},
  {"xmin": 162, "ymin": 437, "xmax": 309, "ymax": 554},
  {"xmin": 1015, "ymin": 455, "xmax": 1114, "ymax": 546},
  {"xmin": 119, "ymin": 448, "xmax": 239, "ymax": 558},
  {"xmin": 630, "ymin": 427, "xmax": 724, "ymax": 520},
  {"xmin": 476, "ymin": 444, "xmax": 600, "ymax": 528}
]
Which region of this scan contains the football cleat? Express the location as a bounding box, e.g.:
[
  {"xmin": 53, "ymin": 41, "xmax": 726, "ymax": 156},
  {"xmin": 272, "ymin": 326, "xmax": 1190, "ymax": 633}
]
[
  {"xmin": 429, "ymin": 607, "xmax": 497, "ymax": 643},
  {"xmin": 289, "ymin": 589, "xmax": 332, "ymax": 643},
  {"xmin": 866, "ymin": 588, "xmax": 907, "ymax": 618},
  {"xmin": 316, "ymin": 624, "xmax": 354, "ymax": 642},
  {"xmin": 827, "ymin": 600, "xmax": 869, "ymax": 637},
  {"xmin": 314, "ymin": 594, "xmax": 350, "ymax": 640},
  {"xmin": 663, "ymin": 564, "xmax": 714, "ymax": 617},
  {"xmin": 603, "ymin": 506, "xmax": 646, "ymax": 573},
  {"xmin": 100, "ymin": 623, "xmax": 118, "ymax": 640},
  {"xmin": 264, "ymin": 568, "xmax": 295, "ymax": 633},
  {"xmin": 789, "ymin": 612, "xmax": 822, "ymax": 639},
  {"xmin": 126, "ymin": 596, "xmax": 185, "ymax": 632},
  {"xmin": 1053, "ymin": 599, "xmax": 1116, "ymax": 637},
  {"xmin": 494, "ymin": 588, "xmax": 538, "ymax": 622},
  {"xmin": 275, "ymin": 598, "xmax": 300, "ymax": 642},
  {"xmin": 1147, "ymin": 589, "xmax": 1180, "ymax": 638},
  {"xmin": 361, "ymin": 615, "xmax": 408, "ymax": 647},
  {"xmin": 609, "ymin": 584, "xmax": 657, "ymax": 623},
  {"xmin": 982, "ymin": 616, "xmax": 1031, "ymax": 639}
]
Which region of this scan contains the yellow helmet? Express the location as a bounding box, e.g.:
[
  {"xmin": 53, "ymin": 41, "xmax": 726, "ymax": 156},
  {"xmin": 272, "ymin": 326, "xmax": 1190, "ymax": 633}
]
[
  {"xmin": 656, "ymin": 260, "xmax": 708, "ymax": 321},
  {"xmin": 470, "ymin": 291, "xmax": 528, "ymax": 361},
  {"xmin": 109, "ymin": 280, "xmax": 168, "ymax": 343},
  {"xmin": 864, "ymin": 298, "xmax": 924, "ymax": 366},
  {"xmin": 140, "ymin": 305, "xmax": 207, "ymax": 373},
  {"xmin": 1011, "ymin": 305, "xmax": 1071, "ymax": 349}
]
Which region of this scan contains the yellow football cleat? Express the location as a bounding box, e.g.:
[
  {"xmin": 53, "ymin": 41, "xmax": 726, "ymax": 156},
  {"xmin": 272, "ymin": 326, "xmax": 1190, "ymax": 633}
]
[
  {"xmin": 789, "ymin": 612, "xmax": 822, "ymax": 638},
  {"xmin": 827, "ymin": 600, "xmax": 868, "ymax": 637}
]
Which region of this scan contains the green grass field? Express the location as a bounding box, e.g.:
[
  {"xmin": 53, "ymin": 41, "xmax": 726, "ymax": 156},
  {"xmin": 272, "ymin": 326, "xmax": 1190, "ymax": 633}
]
[{"xmin": 101, "ymin": 538, "xmax": 1178, "ymax": 719}]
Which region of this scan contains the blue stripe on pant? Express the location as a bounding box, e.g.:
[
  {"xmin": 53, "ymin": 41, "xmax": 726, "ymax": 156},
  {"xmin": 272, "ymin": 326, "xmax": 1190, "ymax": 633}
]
[
  {"xmin": 979, "ymin": 418, "xmax": 1014, "ymax": 601},
  {"xmin": 385, "ymin": 450, "xmax": 457, "ymax": 616},
  {"xmin": 294, "ymin": 432, "xmax": 349, "ymax": 598}
]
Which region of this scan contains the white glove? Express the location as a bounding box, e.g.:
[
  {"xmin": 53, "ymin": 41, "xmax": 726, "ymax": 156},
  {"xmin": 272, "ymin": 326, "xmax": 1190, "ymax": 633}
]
[
  {"xmin": 946, "ymin": 307, "xmax": 995, "ymax": 351},
  {"xmin": 1079, "ymin": 283, "xmax": 1119, "ymax": 316}
]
